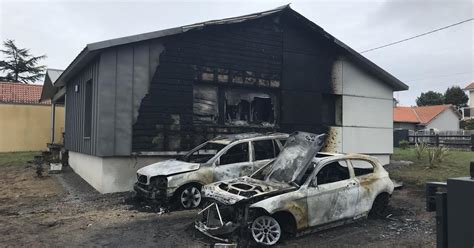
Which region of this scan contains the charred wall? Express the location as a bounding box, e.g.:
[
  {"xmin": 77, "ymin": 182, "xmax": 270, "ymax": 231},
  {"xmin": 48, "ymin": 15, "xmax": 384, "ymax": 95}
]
[
  {"xmin": 132, "ymin": 15, "xmax": 283, "ymax": 152},
  {"xmin": 132, "ymin": 13, "xmax": 340, "ymax": 152},
  {"xmin": 279, "ymin": 13, "xmax": 338, "ymax": 134}
]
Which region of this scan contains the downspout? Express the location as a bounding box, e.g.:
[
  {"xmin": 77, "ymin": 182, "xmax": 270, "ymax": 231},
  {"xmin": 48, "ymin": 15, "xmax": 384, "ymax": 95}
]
[{"xmin": 50, "ymin": 103, "xmax": 56, "ymax": 144}]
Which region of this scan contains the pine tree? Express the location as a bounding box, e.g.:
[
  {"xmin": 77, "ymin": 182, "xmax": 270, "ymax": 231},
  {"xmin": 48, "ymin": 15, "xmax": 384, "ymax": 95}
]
[{"xmin": 0, "ymin": 39, "xmax": 46, "ymax": 84}]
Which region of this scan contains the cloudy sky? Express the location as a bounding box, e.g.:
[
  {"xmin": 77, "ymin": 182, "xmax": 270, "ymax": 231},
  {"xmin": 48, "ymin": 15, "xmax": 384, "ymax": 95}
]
[{"xmin": 1, "ymin": 0, "xmax": 472, "ymax": 105}]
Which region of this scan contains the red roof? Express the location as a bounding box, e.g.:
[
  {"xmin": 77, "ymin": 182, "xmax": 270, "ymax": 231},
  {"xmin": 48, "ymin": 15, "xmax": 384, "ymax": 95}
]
[
  {"xmin": 0, "ymin": 81, "xmax": 48, "ymax": 105},
  {"xmin": 394, "ymin": 105, "xmax": 455, "ymax": 125},
  {"xmin": 464, "ymin": 82, "xmax": 474, "ymax": 90}
]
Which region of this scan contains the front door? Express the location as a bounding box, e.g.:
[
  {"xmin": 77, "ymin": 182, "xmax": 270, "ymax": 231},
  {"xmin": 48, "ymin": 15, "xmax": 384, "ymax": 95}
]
[
  {"xmin": 307, "ymin": 160, "xmax": 359, "ymax": 227},
  {"xmin": 213, "ymin": 142, "xmax": 252, "ymax": 181}
]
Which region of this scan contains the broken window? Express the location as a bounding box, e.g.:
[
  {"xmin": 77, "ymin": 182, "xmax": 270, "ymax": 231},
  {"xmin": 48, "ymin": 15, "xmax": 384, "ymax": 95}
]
[
  {"xmin": 253, "ymin": 139, "xmax": 276, "ymax": 161},
  {"xmin": 193, "ymin": 85, "xmax": 218, "ymax": 123},
  {"xmin": 351, "ymin": 159, "xmax": 374, "ymax": 177},
  {"xmin": 225, "ymin": 89, "xmax": 275, "ymax": 126},
  {"xmin": 179, "ymin": 142, "xmax": 227, "ymax": 163},
  {"xmin": 219, "ymin": 143, "xmax": 249, "ymax": 165},
  {"xmin": 316, "ymin": 160, "xmax": 350, "ymax": 185}
]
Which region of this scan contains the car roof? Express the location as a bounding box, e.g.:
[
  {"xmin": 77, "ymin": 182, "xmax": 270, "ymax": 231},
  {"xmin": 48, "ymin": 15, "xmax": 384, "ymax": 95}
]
[
  {"xmin": 313, "ymin": 152, "xmax": 379, "ymax": 164},
  {"xmin": 210, "ymin": 132, "xmax": 289, "ymax": 144}
]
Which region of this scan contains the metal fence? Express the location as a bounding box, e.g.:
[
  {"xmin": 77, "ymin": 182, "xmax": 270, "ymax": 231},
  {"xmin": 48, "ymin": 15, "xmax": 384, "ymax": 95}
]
[{"xmin": 394, "ymin": 129, "xmax": 474, "ymax": 151}]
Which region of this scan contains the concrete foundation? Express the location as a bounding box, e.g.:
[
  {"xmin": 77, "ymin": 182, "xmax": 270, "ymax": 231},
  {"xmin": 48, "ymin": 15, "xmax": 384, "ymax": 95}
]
[{"xmin": 68, "ymin": 151, "xmax": 166, "ymax": 193}]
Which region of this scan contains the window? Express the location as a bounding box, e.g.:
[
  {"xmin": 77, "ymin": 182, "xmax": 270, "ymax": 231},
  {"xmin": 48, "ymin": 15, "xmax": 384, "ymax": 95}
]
[
  {"xmin": 219, "ymin": 143, "xmax": 249, "ymax": 165},
  {"xmin": 193, "ymin": 85, "xmax": 218, "ymax": 123},
  {"xmin": 178, "ymin": 142, "xmax": 227, "ymax": 163},
  {"xmin": 316, "ymin": 160, "xmax": 350, "ymax": 185},
  {"xmin": 225, "ymin": 89, "xmax": 275, "ymax": 126},
  {"xmin": 84, "ymin": 79, "xmax": 93, "ymax": 138},
  {"xmin": 351, "ymin": 160, "xmax": 374, "ymax": 176},
  {"xmin": 253, "ymin": 140, "xmax": 276, "ymax": 161}
]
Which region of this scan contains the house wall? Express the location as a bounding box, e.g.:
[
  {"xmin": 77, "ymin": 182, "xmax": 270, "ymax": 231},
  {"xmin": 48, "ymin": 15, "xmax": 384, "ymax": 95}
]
[
  {"xmin": 426, "ymin": 108, "xmax": 460, "ymax": 131},
  {"xmin": 332, "ymin": 58, "xmax": 394, "ymax": 164},
  {"xmin": 0, "ymin": 103, "xmax": 64, "ymax": 152},
  {"xmin": 394, "ymin": 122, "xmax": 417, "ymax": 131},
  {"xmin": 64, "ymin": 59, "xmax": 100, "ymax": 155},
  {"xmin": 68, "ymin": 151, "xmax": 166, "ymax": 193},
  {"xmin": 470, "ymin": 91, "xmax": 474, "ymax": 108}
]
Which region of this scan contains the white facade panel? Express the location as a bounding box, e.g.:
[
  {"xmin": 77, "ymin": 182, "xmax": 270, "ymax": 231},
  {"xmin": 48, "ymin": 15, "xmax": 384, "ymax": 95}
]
[
  {"xmin": 335, "ymin": 58, "xmax": 393, "ymax": 100},
  {"xmin": 342, "ymin": 126, "xmax": 393, "ymax": 154},
  {"xmin": 342, "ymin": 96, "xmax": 393, "ymax": 128}
]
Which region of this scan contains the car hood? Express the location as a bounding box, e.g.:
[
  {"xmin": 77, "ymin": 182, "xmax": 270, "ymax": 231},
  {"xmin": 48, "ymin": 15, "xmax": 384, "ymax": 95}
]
[
  {"xmin": 202, "ymin": 176, "xmax": 293, "ymax": 205},
  {"xmin": 265, "ymin": 131, "xmax": 326, "ymax": 184},
  {"xmin": 137, "ymin": 159, "xmax": 200, "ymax": 177}
]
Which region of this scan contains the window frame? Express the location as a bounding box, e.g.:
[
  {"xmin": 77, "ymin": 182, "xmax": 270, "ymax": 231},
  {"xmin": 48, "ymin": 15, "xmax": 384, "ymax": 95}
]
[
  {"xmin": 348, "ymin": 159, "xmax": 376, "ymax": 177},
  {"xmin": 251, "ymin": 138, "xmax": 278, "ymax": 162},
  {"xmin": 83, "ymin": 79, "xmax": 93, "ymax": 139},
  {"xmin": 216, "ymin": 141, "xmax": 251, "ymax": 166},
  {"xmin": 308, "ymin": 159, "xmax": 354, "ymax": 187}
]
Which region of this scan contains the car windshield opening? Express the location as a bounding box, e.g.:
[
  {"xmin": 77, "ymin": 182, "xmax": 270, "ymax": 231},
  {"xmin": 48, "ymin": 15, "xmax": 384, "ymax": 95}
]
[{"xmin": 178, "ymin": 142, "xmax": 227, "ymax": 163}]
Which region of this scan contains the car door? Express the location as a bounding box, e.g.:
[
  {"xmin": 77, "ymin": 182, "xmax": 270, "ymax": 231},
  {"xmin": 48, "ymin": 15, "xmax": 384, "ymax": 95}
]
[
  {"xmin": 251, "ymin": 139, "xmax": 278, "ymax": 171},
  {"xmin": 213, "ymin": 141, "xmax": 252, "ymax": 181},
  {"xmin": 349, "ymin": 159, "xmax": 377, "ymax": 215},
  {"xmin": 306, "ymin": 160, "xmax": 359, "ymax": 227}
]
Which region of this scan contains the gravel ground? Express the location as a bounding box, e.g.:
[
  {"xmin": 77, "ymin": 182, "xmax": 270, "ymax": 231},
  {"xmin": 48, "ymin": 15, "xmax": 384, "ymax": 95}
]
[{"xmin": 0, "ymin": 162, "xmax": 436, "ymax": 247}]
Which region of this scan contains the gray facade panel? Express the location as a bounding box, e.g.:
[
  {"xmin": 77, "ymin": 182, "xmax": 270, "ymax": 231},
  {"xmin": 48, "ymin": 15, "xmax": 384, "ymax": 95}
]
[
  {"xmin": 115, "ymin": 46, "xmax": 134, "ymax": 155},
  {"xmin": 65, "ymin": 58, "xmax": 99, "ymax": 155}
]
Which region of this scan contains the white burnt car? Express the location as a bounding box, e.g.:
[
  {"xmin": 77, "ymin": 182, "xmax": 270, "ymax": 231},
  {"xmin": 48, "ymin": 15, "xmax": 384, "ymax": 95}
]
[
  {"xmin": 196, "ymin": 132, "xmax": 394, "ymax": 246},
  {"xmin": 134, "ymin": 133, "xmax": 288, "ymax": 209}
]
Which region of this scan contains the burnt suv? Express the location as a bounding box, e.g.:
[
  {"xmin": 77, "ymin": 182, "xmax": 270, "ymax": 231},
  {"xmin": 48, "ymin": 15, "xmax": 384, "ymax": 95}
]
[
  {"xmin": 134, "ymin": 133, "xmax": 288, "ymax": 209},
  {"xmin": 196, "ymin": 131, "xmax": 394, "ymax": 246}
]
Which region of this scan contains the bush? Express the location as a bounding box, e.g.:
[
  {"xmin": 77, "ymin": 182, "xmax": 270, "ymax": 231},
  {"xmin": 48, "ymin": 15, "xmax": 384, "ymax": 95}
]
[
  {"xmin": 427, "ymin": 146, "xmax": 449, "ymax": 168},
  {"xmin": 414, "ymin": 142, "xmax": 427, "ymax": 160},
  {"xmin": 460, "ymin": 119, "xmax": 474, "ymax": 130},
  {"xmin": 399, "ymin": 140, "xmax": 409, "ymax": 149}
]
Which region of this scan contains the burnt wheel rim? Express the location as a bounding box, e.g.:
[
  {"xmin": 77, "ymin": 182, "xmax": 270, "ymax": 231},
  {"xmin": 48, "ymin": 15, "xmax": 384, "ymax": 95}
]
[
  {"xmin": 180, "ymin": 186, "xmax": 201, "ymax": 209},
  {"xmin": 251, "ymin": 216, "xmax": 281, "ymax": 246}
]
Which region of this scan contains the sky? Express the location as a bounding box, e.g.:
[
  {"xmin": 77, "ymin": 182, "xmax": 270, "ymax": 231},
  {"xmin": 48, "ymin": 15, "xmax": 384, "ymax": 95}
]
[{"xmin": 0, "ymin": 0, "xmax": 473, "ymax": 106}]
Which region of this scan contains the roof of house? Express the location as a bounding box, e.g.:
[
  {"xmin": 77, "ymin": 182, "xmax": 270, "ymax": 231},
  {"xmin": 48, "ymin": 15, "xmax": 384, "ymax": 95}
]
[
  {"xmin": 40, "ymin": 69, "xmax": 64, "ymax": 102},
  {"xmin": 53, "ymin": 5, "xmax": 408, "ymax": 92},
  {"xmin": 0, "ymin": 81, "xmax": 48, "ymax": 105},
  {"xmin": 464, "ymin": 82, "xmax": 474, "ymax": 90},
  {"xmin": 394, "ymin": 105, "xmax": 458, "ymax": 125}
]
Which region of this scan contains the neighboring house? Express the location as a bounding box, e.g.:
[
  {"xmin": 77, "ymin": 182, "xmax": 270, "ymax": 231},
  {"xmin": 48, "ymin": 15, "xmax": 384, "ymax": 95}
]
[
  {"xmin": 394, "ymin": 105, "xmax": 460, "ymax": 131},
  {"xmin": 0, "ymin": 81, "xmax": 65, "ymax": 152},
  {"xmin": 462, "ymin": 82, "xmax": 474, "ymax": 119},
  {"xmin": 43, "ymin": 5, "xmax": 408, "ymax": 193}
]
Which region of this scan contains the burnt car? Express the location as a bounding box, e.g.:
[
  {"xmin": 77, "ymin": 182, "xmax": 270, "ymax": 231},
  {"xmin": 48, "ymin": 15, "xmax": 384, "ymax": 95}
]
[
  {"xmin": 196, "ymin": 131, "xmax": 394, "ymax": 246},
  {"xmin": 134, "ymin": 133, "xmax": 288, "ymax": 209}
]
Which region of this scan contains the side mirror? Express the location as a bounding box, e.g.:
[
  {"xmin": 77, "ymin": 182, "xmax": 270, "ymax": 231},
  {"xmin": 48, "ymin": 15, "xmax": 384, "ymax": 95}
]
[
  {"xmin": 214, "ymin": 158, "xmax": 220, "ymax": 166},
  {"xmin": 311, "ymin": 179, "xmax": 318, "ymax": 188}
]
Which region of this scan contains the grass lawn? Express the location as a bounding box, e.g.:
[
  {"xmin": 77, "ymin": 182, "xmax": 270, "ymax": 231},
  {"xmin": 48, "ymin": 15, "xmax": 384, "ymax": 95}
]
[
  {"xmin": 390, "ymin": 148, "xmax": 474, "ymax": 185},
  {"xmin": 0, "ymin": 151, "xmax": 40, "ymax": 166}
]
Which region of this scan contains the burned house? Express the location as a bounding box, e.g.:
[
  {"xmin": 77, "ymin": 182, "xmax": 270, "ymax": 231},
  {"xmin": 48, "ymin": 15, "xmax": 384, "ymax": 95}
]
[{"xmin": 48, "ymin": 5, "xmax": 408, "ymax": 193}]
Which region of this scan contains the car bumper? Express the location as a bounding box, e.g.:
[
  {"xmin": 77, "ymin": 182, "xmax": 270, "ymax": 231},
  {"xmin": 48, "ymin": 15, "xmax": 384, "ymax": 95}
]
[
  {"xmin": 194, "ymin": 203, "xmax": 240, "ymax": 242},
  {"xmin": 134, "ymin": 183, "xmax": 168, "ymax": 201}
]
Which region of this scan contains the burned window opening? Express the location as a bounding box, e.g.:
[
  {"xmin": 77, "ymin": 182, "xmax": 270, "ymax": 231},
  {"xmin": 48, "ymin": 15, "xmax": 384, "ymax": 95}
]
[
  {"xmin": 316, "ymin": 160, "xmax": 350, "ymax": 185},
  {"xmin": 225, "ymin": 89, "xmax": 276, "ymax": 126}
]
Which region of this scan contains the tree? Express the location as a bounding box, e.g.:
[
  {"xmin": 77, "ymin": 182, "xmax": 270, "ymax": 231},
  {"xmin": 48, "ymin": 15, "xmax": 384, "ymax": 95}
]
[
  {"xmin": 416, "ymin": 91, "xmax": 444, "ymax": 106},
  {"xmin": 444, "ymin": 86, "xmax": 468, "ymax": 108},
  {"xmin": 0, "ymin": 39, "xmax": 46, "ymax": 84}
]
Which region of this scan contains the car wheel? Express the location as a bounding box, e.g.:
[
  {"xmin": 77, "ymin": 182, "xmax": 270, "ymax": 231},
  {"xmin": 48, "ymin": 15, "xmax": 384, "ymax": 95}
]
[
  {"xmin": 250, "ymin": 215, "xmax": 282, "ymax": 246},
  {"xmin": 369, "ymin": 193, "xmax": 389, "ymax": 218},
  {"xmin": 179, "ymin": 185, "xmax": 202, "ymax": 209}
]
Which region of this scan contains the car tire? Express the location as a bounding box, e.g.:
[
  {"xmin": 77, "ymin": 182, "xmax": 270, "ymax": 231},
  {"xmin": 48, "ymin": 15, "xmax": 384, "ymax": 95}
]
[
  {"xmin": 177, "ymin": 185, "xmax": 202, "ymax": 209},
  {"xmin": 250, "ymin": 215, "xmax": 282, "ymax": 246},
  {"xmin": 369, "ymin": 193, "xmax": 389, "ymax": 218}
]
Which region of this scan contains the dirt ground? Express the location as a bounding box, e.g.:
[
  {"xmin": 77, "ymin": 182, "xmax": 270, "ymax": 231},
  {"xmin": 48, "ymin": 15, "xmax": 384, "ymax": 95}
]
[{"xmin": 0, "ymin": 161, "xmax": 436, "ymax": 248}]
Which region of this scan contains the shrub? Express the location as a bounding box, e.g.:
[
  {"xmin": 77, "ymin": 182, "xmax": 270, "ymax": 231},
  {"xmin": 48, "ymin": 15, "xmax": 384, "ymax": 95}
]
[
  {"xmin": 460, "ymin": 119, "xmax": 474, "ymax": 130},
  {"xmin": 414, "ymin": 142, "xmax": 427, "ymax": 160},
  {"xmin": 427, "ymin": 146, "xmax": 449, "ymax": 168},
  {"xmin": 399, "ymin": 140, "xmax": 409, "ymax": 149}
]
